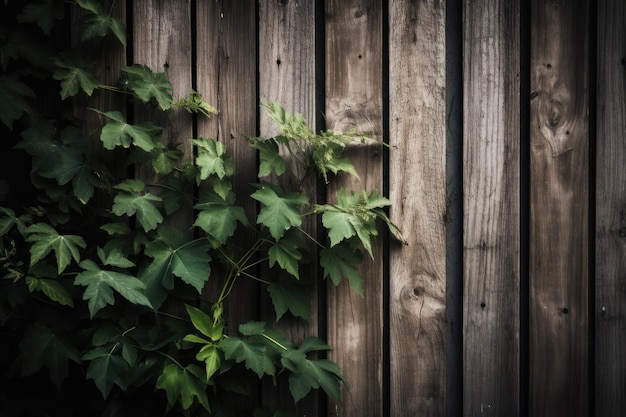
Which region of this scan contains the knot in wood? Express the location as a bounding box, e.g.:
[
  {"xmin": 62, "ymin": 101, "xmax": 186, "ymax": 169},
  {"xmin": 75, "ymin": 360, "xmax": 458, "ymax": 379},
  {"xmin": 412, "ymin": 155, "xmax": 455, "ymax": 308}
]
[{"xmin": 547, "ymin": 99, "xmax": 564, "ymax": 127}]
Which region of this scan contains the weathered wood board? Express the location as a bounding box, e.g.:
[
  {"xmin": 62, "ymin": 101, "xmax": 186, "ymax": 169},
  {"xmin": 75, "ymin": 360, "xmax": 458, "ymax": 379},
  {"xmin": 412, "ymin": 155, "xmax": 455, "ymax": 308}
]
[
  {"xmin": 389, "ymin": 0, "xmax": 447, "ymax": 416},
  {"xmin": 530, "ymin": 0, "xmax": 590, "ymax": 415},
  {"xmin": 196, "ymin": 0, "xmax": 260, "ymax": 412},
  {"xmin": 258, "ymin": 0, "xmax": 318, "ymax": 414},
  {"xmin": 133, "ymin": 0, "xmax": 193, "ymax": 228},
  {"xmin": 595, "ymin": 1, "xmax": 626, "ymax": 416},
  {"xmin": 325, "ymin": 0, "xmax": 384, "ymax": 415},
  {"xmin": 463, "ymin": 0, "xmax": 521, "ymax": 416}
]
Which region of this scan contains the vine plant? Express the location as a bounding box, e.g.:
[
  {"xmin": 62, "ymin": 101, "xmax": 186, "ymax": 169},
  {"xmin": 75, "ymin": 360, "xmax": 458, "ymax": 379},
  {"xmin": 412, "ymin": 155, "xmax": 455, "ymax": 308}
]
[{"xmin": 0, "ymin": 1, "xmax": 404, "ymax": 416}]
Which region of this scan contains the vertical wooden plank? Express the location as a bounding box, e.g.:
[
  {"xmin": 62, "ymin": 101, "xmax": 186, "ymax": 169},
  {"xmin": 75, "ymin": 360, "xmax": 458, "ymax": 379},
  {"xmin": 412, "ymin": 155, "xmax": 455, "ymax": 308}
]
[
  {"xmin": 196, "ymin": 1, "xmax": 259, "ymax": 413},
  {"xmin": 462, "ymin": 1, "xmax": 520, "ymax": 416},
  {"xmin": 133, "ymin": 0, "xmax": 193, "ymax": 228},
  {"xmin": 325, "ymin": 1, "xmax": 383, "ymax": 416},
  {"xmin": 196, "ymin": 0, "xmax": 257, "ymax": 328},
  {"xmin": 596, "ymin": 1, "xmax": 626, "ymax": 415},
  {"xmin": 530, "ymin": 0, "xmax": 589, "ymax": 415},
  {"xmin": 258, "ymin": 1, "xmax": 318, "ymax": 415},
  {"xmin": 388, "ymin": 1, "xmax": 446, "ymax": 416}
]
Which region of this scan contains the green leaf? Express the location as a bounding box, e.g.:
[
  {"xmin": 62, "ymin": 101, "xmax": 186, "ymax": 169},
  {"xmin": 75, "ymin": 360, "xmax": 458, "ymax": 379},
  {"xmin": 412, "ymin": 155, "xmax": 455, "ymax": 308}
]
[
  {"xmin": 112, "ymin": 179, "xmax": 163, "ymax": 232},
  {"xmin": 97, "ymin": 247, "xmax": 135, "ymax": 268},
  {"xmin": 311, "ymin": 128, "xmax": 361, "ymax": 183},
  {"xmin": 195, "ymin": 344, "xmax": 221, "ymax": 381},
  {"xmin": 0, "ymin": 207, "xmax": 31, "ymax": 237},
  {"xmin": 177, "ymin": 89, "xmax": 217, "ymax": 118},
  {"xmin": 317, "ymin": 189, "xmax": 381, "ymax": 257},
  {"xmin": 152, "ymin": 147, "xmax": 183, "ymax": 175},
  {"xmin": 29, "ymin": 127, "xmax": 98, "ymax": 203},
  {"xmin": 17, "ymin": 0, "xmax": 64, "ymax": 35},
  {"xmin": 267, "ymin": 229, "xmax": 302, "ymax": 278},
  {"xmin": 193, "ymin": 137, "xmax": 235, "ymax": 180},
  {"xmin": 19, "ymin": 323, "xmax": 81, "ymax": 390},
  {"xmin": 81, "ymin": 13, "xmax": 127, "ymax": 46},
  {"xmin": 25, "ymin": 223, "xmax": 86, "ymax": 274},
  {"xmin": 144, "ymin": 228, "xmax": 212, "ymax": 293},
  {"xmin": 319, "ymin": 244, "xmax": 364, "ymax": 295},
  {"xmin": 53, "ymin": 58, "xmax": 99, "ymax": 99},
  {"xmin": 221, "ymin": 336, "xmax": 276, "ymax": 379},
  {"xmin": 25, "ymin": 276, "xmax": 74, "ymax": 307},
  {"xmin": 121, "ymin": 64, "xmax": 173, "ymax": 110},
  {"xmin": 0, "ymin": 75, "xmax": 35, "ymax": 128},
  {"xmin": 194, "ymin": 191, "xmax": 247, "ymax": 247},
  {"xmin": 156, "ymin": 363, "xmax": 210, "ymax": 411},
  {"xmin": 267, "ymin": 278, "xmax": 310, "ymax": 322},
  {"xmin": 281, "ymin": 338, "xmax": 345, "ymax": 403},
  {"xmin": 95, "ymin": 110, "xmax": 163, "ymax": 152},
  {"xmin": 248, "ymin": 138, "xmax": 287, "ymax": 178},
  {"xmin": 251, "ymin": 182, "xmax": 308, "ymax": 240},
  {"xmin": 82, "ymin": 347, "xmax": 130, "ymax": 398},
  {"xmin": 75, "ymin": 259, "xmax": 153, "ymax": 318},
  {"xmin": 75, "ymin": 0, "xmax": 103, "ymax": 14},
  {"xmin": 185, "ymin": 304, "xmax": 222, "ymax": 342}
]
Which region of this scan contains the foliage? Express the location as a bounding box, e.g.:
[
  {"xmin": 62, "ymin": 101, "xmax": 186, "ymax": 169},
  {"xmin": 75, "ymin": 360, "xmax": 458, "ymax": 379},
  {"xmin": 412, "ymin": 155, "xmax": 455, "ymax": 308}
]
[{"xmin": 0, "ymin": 1, "xmax": 403, "ymax": 416}]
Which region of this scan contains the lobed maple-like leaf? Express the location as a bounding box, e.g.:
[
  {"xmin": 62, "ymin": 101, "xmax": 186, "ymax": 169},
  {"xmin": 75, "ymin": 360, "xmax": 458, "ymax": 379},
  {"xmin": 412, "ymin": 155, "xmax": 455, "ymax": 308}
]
[
  {"xmin": 280, "ymin": 337, "xmax": 345, "ymax": 403},
  {"xmin": 316, "ymin": 189, "xmax": 386, "ymax": 257},
  {"xmin": 221, "ymin": 335, "xmax": 276, "ymax": 379},
  {"xmin": 143, "ymin": 228, "xmax": 212, "ymax": 294},
  {"xmin": 194, "ymin": 190, "xmax": 247, "ymax": 247},
  {"xmin": 81, "ymin": 13, "xmax": 127, "ymax": 46},
  {"xmin": 247, "ymin": 137, "xmax": 288, "ymax": 178},
  {"xmin": 267, "ymin": 229, "xmax": 303, "ymax": 279},
  {"xmin": 28, "ymin": 127, "xmax": 98, "ymax": 203},
  {"xmin": 95, "ymin": 109, "xmax": 163, "ymax": 152},
  {"xmin": 53, "ymin": 58, "xmax": 99, "ymax": 99},
  {"xmin": 19, "ymin": 323, "xmax": 81, "ymax": 390},
  {"xmin": 121, "ymin": 64, "xmax": 173, "ymax": 110},
  {"xmin": 112, "ymin": 179, "xmax": 163, "ymax": 232},
  {"xmin": 319, "ymin": 244, "xmax": 364, "ymax": 295},
  {"xmin": 251, "ymin": 182, "xmax": 308, "ymax": 241},
  {"xmin": 0, "ymin": 207, "xmax": 31, "ymax": 237},
  {"xmin": 82, "ymin": 347, "xmax": 129, "ymax": 398},
  {"xmin": 75, "ymin": 259, "xmax": 153, "ymax": 318},
  {"xmin": 156, "ymin": 363, "xmax": 210, "ymax": 411},
  {"xmin": 193, "ymin": 137, "xmax": 235, "ymax": 180},
  {"xmin": 25, "ymin": 223, "xmax": 86, "ymax": 274},
  {"xmin": 267, "ymin": 277, "xmax": 310, "ymax": 322}
]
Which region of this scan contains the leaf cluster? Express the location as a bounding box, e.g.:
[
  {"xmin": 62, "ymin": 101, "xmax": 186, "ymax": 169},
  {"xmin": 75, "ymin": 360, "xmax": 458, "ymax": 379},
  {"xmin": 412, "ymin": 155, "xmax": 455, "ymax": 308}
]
[{"xmin": 0, "ymin": 1, "xmax": 404, "ymax": 416}]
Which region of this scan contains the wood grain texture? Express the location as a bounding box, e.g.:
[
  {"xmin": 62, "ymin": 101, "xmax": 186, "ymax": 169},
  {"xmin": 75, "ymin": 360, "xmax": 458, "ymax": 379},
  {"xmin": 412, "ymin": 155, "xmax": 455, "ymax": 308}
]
[
  {"xmin": 595, "ymin": 1, "xmax": 626, "ymax": 416},
  {"xmin": 133, "ymin": 0, "xmax": 193, "ymax": 228},
  {"xmin": 258, "ymin": 1, "xmax": 318, "ymax": 415},
  {"xmin": 195, "ymin": 1, "xmax": 260, "ymax": 412},
  {"xmin": 530, "ymin": 0, "xmax": 589, "ymax": 415},
  {"xmin": 388, "ymin": 1, "xmax": 446, "ymax": 416},
  {"xmin": 325, "ymin": 1, "xmax": 384, "ymax": 416},
  {"xmin": 462, "ymin": 1, "xmax": 520, "ymax": 416},
  {"xmin": 196, "ymin": 0, "xmax": 258, "ymax": 322}
]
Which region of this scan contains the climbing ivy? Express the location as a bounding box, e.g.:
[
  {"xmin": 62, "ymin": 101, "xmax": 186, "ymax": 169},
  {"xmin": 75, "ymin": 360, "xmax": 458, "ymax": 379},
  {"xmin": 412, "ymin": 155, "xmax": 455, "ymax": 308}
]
[{"xmin": 0, "ymin": 1, "xmax": 403, "ymax": 416}]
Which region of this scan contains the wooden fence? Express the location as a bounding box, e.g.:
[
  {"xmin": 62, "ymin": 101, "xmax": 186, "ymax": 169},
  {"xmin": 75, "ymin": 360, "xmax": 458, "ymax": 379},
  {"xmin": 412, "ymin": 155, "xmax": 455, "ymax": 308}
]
[{"xmin": 95, "ymin": 0, "xmax": 625, "ymax": 416}]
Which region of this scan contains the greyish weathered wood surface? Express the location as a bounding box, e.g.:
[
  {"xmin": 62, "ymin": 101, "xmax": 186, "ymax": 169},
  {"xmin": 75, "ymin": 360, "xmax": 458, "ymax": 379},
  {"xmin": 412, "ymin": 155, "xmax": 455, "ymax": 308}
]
[
  {"xmin": 463, "ymin": 0, "xmax": 521, "ymax": 416},
  {"xmin": 530, "ymin": 0, "xmax": 590, "ymax": 415},
  {"xmin": 389, "ymin": 1, "xmax": 447, "ymax": 416}
]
